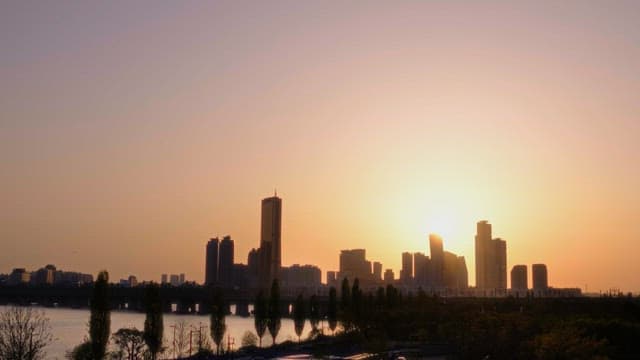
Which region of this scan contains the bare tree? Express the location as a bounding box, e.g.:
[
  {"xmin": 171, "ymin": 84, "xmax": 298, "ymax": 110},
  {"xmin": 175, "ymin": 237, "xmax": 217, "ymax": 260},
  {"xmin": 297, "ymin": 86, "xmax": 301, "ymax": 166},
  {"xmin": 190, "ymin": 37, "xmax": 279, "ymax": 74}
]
[
  {"xmin": 170, "ymin": 320, "xmax": 189, "ymax": 359},
  {"xmin": 0, "ymin": 306, "xmax": 53, "ymax": 360}
]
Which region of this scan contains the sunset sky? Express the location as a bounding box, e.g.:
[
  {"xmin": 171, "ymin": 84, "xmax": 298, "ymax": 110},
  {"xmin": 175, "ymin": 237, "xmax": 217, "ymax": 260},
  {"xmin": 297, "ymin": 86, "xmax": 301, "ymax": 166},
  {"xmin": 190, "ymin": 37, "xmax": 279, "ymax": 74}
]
[{"xmin": 2, "ymin": 1, "xmax": 639, "ymax": 293}]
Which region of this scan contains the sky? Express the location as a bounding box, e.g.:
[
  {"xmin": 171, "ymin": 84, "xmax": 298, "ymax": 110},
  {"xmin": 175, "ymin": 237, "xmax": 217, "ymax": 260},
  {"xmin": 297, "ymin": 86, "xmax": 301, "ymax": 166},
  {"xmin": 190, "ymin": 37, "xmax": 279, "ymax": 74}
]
[{"xmin": 1, "ymin": 1, "xmax": 639, "ymax": 293}]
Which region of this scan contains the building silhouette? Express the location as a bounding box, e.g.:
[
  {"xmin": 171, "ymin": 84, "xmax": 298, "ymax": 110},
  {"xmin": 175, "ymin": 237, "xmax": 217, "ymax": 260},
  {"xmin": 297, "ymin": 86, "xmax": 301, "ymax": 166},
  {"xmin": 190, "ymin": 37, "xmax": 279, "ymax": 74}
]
[
  {"xmin": 475, "ymin": 221, "xmax": 507, "ymax": 292},
  {"xmin": 339, "ymin": 249, "xmax": 370, "ymax": 281},
  {"xmin": 429, "ymin": 234, "xmax": 445, "ymax": 288},
  {"xmin": 373, "ymin": 261, "xmax": 382, "ymax": 281},
  {"xmin": 259, "ymin": 194, "xmax": 282, "ymax": 287},
  {"xmin": 493, "ymin": 238, "xmax": 507, "ymax": 290},
  {"xmin": 383, "ymin": 269, "xmax": 394, "ymax": 283},
  {"xmin": 511, "ymin": 265, "xmax": 528, "ymax": 294},
  {"xmin": 219, "ymin": 235, "xmax": 234, "ymax": 287},
  {"xmin": 8, "ymin": 268, "xmax": 30, "ymax": 285},
  {"xmin": 400, "ymin": 252, "xmax": 413, "ymax": 283},
  {"xmin": 413, "ymin": 252, "xmax": 429, "ymax": 286},
  {"xmin": 205, "ymin": 237, "xmax": 220, "ymax": 286},
  {"xmin": 281, "ymin": 264, "xmax": 322, "ymax": 289},
  {"xmin": 532, "ymin": 264, "xmax": 548, "ymax": 293},
  {"xmin": 443, "ymin": 252, "xmax": 468, "ymax": 290}
]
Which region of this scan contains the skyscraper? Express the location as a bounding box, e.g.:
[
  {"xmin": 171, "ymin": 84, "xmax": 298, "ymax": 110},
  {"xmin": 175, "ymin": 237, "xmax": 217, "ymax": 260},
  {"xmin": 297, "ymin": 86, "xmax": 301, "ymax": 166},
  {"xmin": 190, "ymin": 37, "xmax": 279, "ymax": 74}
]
[
  {"xmin": 456, "ymin": 256, "xmax": 469, "ymax": 289},
  {"xmin": 475, "ymin": 221, "xmax": 507, "ymax": 292},
  {"xmin": 205, "ymin": 237, "xmax": 220, "ymax": 286},
  {"xmin": 259, "ymin": 194, "xmax": 282, "ymax": 287},
  {"xmin": 400, "ymin": 252, "xmax": 413, "ymax": 283},
  {"xmin": 429, "ymin": 234, "xmax": 444, "ymax": 288},
  {"xmin": 532, "ymin": 264, "xmax": 548, "ymax": 292},
  {"xmin": 493, "ymin": 238, "xmax": 507, "ymax": 290},
  {"xmin": 339, "ymin": 249, "xmax": 370, "ymax": 281},
  {"xmin": 219, "ymin": 235, "xmax": 234, "ymax": 287},
  {"xmin": 475, "ymin": 220, "xmax": 492, "ymax": 289},
  {"xmin": 373, "ymin": 261, "xmax": 383, "ymax": 281},
  {"xmin": 413, "ymin": 252, "xmax": 428, "ymax": 286},
  {"xmin": 383, "ymin": 269, "xmax": 394, "ymax": 283},
  {"xmin": 511, "ymin": 265, "xmax": 528, "ymax": 291}
]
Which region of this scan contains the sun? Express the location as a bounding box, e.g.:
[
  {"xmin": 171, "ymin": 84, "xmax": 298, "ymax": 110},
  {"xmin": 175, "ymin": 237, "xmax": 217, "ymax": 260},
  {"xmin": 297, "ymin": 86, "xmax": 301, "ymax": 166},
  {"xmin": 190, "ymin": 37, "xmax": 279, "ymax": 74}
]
[{"xmin": 426, "ymin": 212, "xmax": 456, "ymax": 241}]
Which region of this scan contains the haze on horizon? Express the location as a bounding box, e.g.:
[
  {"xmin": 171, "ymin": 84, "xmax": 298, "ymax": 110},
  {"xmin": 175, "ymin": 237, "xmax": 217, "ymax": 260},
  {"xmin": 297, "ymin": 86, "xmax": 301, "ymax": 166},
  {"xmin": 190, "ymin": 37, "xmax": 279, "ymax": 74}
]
[{"xmin": 1, "ymin": 1, "xmax": 639, "ymax": 293}]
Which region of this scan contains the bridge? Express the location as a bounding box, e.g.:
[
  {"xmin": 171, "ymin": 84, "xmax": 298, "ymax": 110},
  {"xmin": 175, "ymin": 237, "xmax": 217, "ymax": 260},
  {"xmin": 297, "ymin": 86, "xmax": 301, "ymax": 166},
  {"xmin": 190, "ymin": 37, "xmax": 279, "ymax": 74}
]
[{"xmin": 0, "ymin": 285, "xmax": 330, "ymax": 317}]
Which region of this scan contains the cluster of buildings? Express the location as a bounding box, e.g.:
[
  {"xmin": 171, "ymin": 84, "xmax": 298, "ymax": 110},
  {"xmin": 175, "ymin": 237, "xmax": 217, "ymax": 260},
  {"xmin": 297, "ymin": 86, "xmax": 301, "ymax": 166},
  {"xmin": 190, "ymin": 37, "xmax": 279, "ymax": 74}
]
[
  {"xmin": 326, "ymin": 234, "xmax": 468, "ymax": 293},
  {"xmin": 0, "ymin": 265, "xmax": 93, "ymax": 286},
  {"xmin": 161, "ymin": 273, "xmax": 187, "ymax": 287},
  {"xmin": 1, "ymin": 194, "xmax": 579, "ymax": 298},
  {"xmin": 204, "ymin": 193, "xmax": 322, "ymax": 291},
  {"xmin": 198, "ymin": 194, "xmax": 578, "ymax": 297},
  {"xmin": 118, "ymin": 275, "xmax": 139, "ymax": 287}
]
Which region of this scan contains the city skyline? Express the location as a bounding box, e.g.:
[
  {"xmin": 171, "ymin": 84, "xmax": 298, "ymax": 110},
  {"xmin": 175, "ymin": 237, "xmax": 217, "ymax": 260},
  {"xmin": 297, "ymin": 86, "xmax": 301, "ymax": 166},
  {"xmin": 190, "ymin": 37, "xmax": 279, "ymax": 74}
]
[
  {"xmin": 0, "ymin": 189, "xmax": 630, "ymax": 293},
  {"xmin": 2, "ymin": 2, "xmax": 640, "ymax": 293},
  {"xmin": 0, "ymin": 192, "xmax": 579, "ymax": 296}
]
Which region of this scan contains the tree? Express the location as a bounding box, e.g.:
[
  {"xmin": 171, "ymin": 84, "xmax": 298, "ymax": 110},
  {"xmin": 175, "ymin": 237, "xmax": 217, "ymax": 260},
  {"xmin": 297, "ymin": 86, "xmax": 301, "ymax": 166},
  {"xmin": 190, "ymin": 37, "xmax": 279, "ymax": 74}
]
[
  {"xmin": 240, "ymin": 331, "xmax": 258, "ymax": 348},
  {"xmin": 267, "ymin": 279, "xmax": 281, "ymax": 346},
  {"xmin": 0, "ymin": 306, "xmax": 52, "ymax": 360},
  {"xmin": 192, "ymin": 323, "xmax": 212, "ymax": 355},
  {"xmin": 143, "ymin": 283, "xmax": 163, "ymax": 360},
  {"xmin": 340, "ymin": 277, "xmax": 352, "ymax": 331},
  {"xmin": 293, "ymin": 294, "xmax": 306, "ymax": 341},
  {"xmin": 351, "ymin": 278, "xmax": 362, "ymax": 329},
  {"xmin": 328, "ymin": 287, "xmax": 338, "ymax": 335},
  {"xmin": 170, "ymin": 320, "xmax": 189, "ymax": 359},
  {"xmin": 66, "ymin": 341, "xmax": 92, "ymax": 360},
  {"xmin": 210, "ymin": 288, "xmax": 226, "ymax": 355},
  {"xmin": 253, "ymin": 290, "xmax": 268, "ymax": 347},
  {"xmin": 309, "ymin": 295, "xmax": 320, "ymax": 335},
  {"xmin": 90, "ymin": 270, "xmax": 110, "ymax": 360},
  {"xmin": 340, "ymin": 278, "xmax": 351, "ymax": 310},
  {"xmin": 112, "ymin": 328, "xmax": 145, "ymax": 360}
]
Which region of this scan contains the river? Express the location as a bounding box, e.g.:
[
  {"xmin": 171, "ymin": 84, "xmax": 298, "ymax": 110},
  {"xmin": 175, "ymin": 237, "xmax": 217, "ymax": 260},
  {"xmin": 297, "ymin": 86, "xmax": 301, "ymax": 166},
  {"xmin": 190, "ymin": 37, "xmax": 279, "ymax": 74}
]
[{"xmin": 0, "ymin": 305, "xmax": 314, "ymax": 359}]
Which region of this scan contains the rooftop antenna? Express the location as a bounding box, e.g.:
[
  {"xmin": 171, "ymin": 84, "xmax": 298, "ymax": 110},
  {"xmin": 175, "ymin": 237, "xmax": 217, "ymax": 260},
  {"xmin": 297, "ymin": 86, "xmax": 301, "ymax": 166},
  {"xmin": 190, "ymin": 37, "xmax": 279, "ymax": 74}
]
[{"xmin": 274, "ymin": 188, "xmax": 277, "ymax": 197}]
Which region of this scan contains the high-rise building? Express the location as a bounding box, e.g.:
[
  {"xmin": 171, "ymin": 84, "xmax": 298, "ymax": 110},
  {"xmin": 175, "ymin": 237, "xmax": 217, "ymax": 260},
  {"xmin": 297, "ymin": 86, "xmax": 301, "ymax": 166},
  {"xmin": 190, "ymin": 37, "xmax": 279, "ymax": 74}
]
[
  {"xmin": 511, "ymin": 265, "xmax": 528, "ymax": 291},
  {"xmin": 280, "ymin": 264, "xmax": 322, "ymax": 288},
  {"xmin": 327, "ymin": 271, "xmax": 337, "ymax": 287},
  {"xmin": 457, "ymin": 256, "xmax": 469, "ymax": 289},
  {"xmin": 474, "ymin": 221, "xmax": 507, "ymax": 292},
  {"xmin": 259, "ymin": 194, "xmax": 282, "ymax": 287},
  {"xmin": 475, "ymin": 221, "xmax": 492, "ymax": 289},
  {"xmin": 205, "ymin": 237, "xmax": 220, "ymax": 286},
  {"xmin": 161, "ymin": 274, "xmax": 168, "ymax": 284},
  {"xmin": 170, "ymin": 274, "xmax": 180, "ymax": 286},
  {"xmin": 532, "ymin": 264, "xmax": 548, "ymax": 292},
  {"xmin": 339, "ymin": 249, "xmax": 370, "ymax": 281},
  {"xmin": 383, "ymin": 269, "xmax": 394, "ymax": 283},
  {"xmin": 493, "ymin": 238, "xmax": 507, "ymax": 290},
  {"xmin": 247, "ymin": 248, "xmax": 259, "ymax": 288},
  {"xmin": 443, "ymin": 251, "xmax": 468, "ymax": 290},
  {"xmin": 219, "ymin": 235, "xmax": 234, "ymax": 287},
  {"xmin": 429, "ymin": 234, "xmax": 444, "ymax": 288},
  {"xmin": 400, "ymin": 252, "xmax": 413, "ymax": 283},
  {"xmin": 373, "ymin": 262, "xmax": 383, "ymax": 281},
  {"xmin": 413, "ymin": 252, "xmax": 429, "ymax": 286}
]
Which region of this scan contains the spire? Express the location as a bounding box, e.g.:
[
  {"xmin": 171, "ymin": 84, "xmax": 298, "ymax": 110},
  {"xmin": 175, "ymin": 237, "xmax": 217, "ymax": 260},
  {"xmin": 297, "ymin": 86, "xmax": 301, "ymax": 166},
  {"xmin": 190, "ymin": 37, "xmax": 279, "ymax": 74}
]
[{"xmin": 274, "ymin": 188, "xmax": 277, "ymax": 197}]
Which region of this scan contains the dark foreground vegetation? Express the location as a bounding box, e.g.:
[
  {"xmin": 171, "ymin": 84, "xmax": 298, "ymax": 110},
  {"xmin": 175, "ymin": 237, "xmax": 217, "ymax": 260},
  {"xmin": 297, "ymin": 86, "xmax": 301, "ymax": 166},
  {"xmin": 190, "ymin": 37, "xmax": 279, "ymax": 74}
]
[
  {"xmin": 200, "ymin": 278, "xmax": 640, "ymax": 360},
  {"xmin": 3, "ymin": 272, "xmax": 639, "ymax": 359}
]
